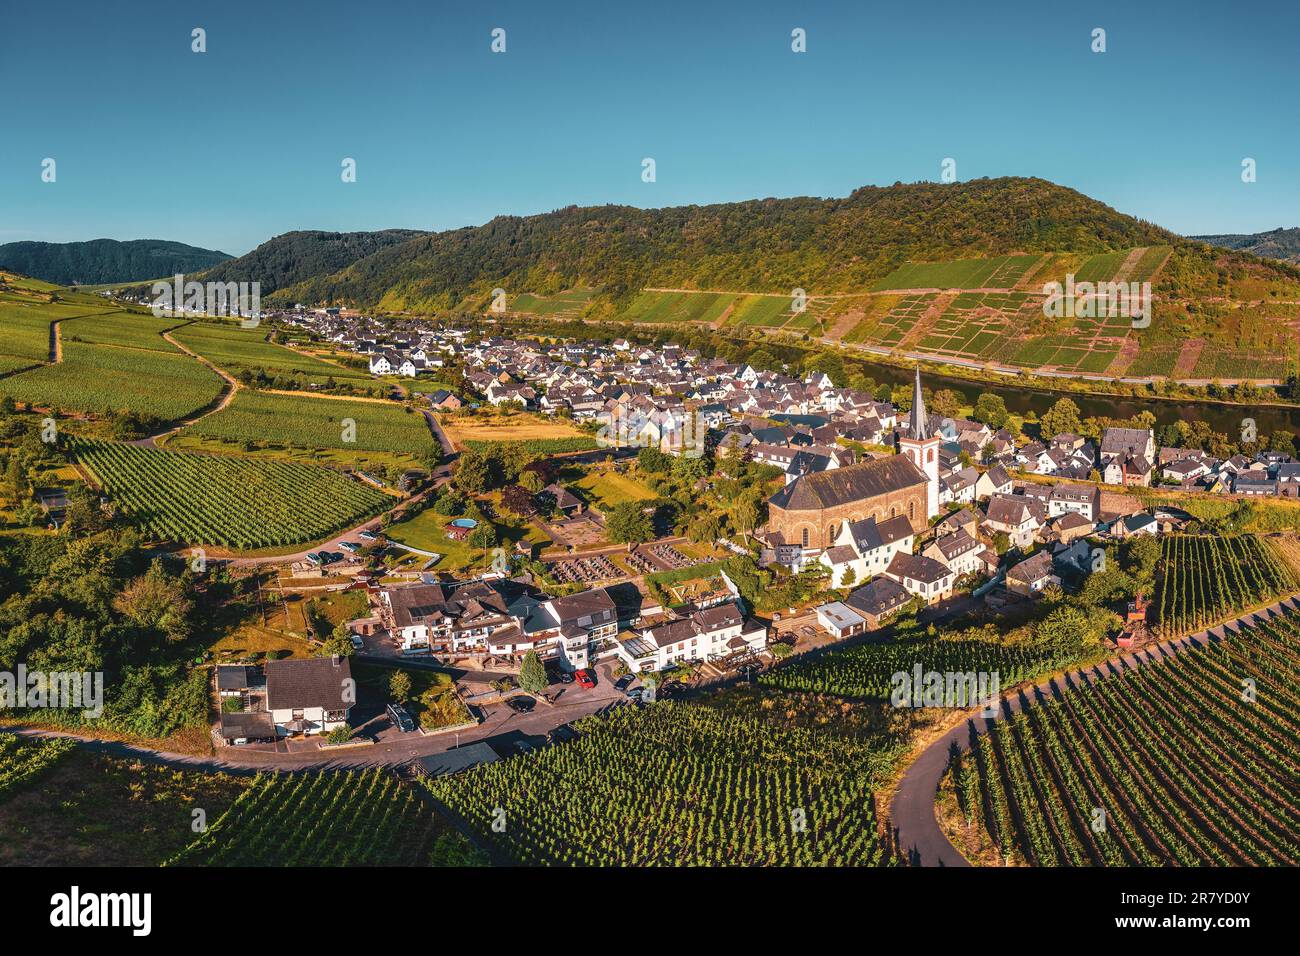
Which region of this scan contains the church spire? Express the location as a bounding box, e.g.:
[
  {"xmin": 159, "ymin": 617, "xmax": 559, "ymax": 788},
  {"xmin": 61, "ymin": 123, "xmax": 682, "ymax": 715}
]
[{"xmin": 908, "ymin": 365, "xmax": 929, "ymax": 441}]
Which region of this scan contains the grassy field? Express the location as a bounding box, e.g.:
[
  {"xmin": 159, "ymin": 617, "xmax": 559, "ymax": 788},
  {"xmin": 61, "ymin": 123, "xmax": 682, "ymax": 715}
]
[
  {"xmin": 71, "ymin": 438, "xmax": 394, "ymax": 550},
  {"xmin": 507, "ymin": 288, "xmax": 596, "ymax": 318},
  {"xmin": 441, "ymin": 410, "xmax": 588, "ymax": 448},
  {"xmin": 182, "ymin": 389, "xmax": 434, "ymax": 455},
  {"xmin": 171, "ymin": 321, "xmax": 371, "ymax": 383},
  {"xmin": 573, "ymin": 468, "xmax": 657, "ymax": 513},
  {"xmin": 385, "ymin": 497, "xmax": 546, "ymax": 572}
]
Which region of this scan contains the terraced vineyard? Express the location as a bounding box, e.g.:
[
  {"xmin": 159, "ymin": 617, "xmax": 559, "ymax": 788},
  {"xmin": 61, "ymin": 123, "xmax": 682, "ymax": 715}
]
[
  {"xmin": 760, "ymin": 638, "xmax": 1076, "ymax": 702},
  {"xmin": 70, "ymin": 438, "xmax": 392, "ymax": 549},
  {"xmin": 948, "ymin": 608, "xmax": 1300, "ymax": 866},
  {"xmin": 1154, "ymin": 535, "xmax": 1297, "ymax": 637},
  {"xmin": 169, "ymin": 770, "xmax": 437, "ymax": 865},
  {"xmin": 426, "ymin": 701, "xmax": 899, "ymax": 865},
  {"xmin": 183, "ymin": 389, "xmax": 435, "ymax": 454},
  {"xmin": 0, "ymin": 735, "xmax": 75, "ymax": 802}
]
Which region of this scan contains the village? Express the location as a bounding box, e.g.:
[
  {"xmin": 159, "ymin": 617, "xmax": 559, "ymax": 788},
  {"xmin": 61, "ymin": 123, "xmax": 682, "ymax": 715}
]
[{"xmin": 196, "ymin": 305, "xmax": 1300, "ymax": 753}]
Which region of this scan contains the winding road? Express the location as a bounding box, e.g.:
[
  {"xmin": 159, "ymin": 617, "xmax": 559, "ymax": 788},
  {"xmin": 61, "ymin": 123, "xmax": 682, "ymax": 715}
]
[{"xmin": 888, "ymin": 595, "xmax": 1300, "ymax": 867}]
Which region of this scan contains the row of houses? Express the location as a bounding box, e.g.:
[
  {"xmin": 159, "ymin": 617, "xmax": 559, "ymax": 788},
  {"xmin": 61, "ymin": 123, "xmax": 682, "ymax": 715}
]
[{"xmin": 371, "ymin": 576, "xmax": 767, "ymax": 675}]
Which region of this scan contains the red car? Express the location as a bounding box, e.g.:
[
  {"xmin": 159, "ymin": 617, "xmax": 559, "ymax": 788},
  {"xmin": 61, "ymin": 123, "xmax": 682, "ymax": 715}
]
[{"xmin": 574, "ymin": 669, "xmax": 596, "ymax": 690}]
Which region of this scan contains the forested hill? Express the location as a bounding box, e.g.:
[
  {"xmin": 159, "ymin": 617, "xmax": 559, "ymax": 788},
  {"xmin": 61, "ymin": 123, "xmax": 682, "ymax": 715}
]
[
  {"xmin": 267, "ymin": 177, "xmax": 1181, "ymax": 311},
  {"xmin": 197, "ymin": 229, "xmax": 427, "ymax": 295},
  {"xmin": 1192, "ymin": 227, "xmax": 1300, "ymax": 265},
  {"xmin": 0, "ymin": 238, "xmax": 231, "ymax": 285}
]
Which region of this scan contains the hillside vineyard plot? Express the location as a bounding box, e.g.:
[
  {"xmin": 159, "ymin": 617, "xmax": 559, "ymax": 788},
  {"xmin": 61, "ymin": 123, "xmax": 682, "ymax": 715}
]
[
  {"xmin": 168, "ymin": 770, "xmax": 437, "ymax": 865},
  {"xmin": 70, "ymin": 439, "xmax": 392, "ymax": 549},
  {"xmin": 0, "ymin": 341, "xmax": 224, "ymax": 420},
  {"xmin": 0, "ymin": 735, "xmax": 74, "ymax": 802},
  {"xmin": 1154, "ymin": 535, "xmax": 1297, "ymax": 637},
  {"xmin": 183, "ymin": 389, "xmax": 434, "ymax": 454},
  {"xmin": 759, "ymin": 639, "xmax": 1075, "ymax": 701},
  {"xmin": 949, "ymin": 609, "xmax": 1300, "ymax": 866},
  {"xmin": 170, "ymin": 321, "xmax": 371, "ymax": 383},
  {"xmin": 425, "ymin": 701, "xmax": 897, "ymax": 866}
]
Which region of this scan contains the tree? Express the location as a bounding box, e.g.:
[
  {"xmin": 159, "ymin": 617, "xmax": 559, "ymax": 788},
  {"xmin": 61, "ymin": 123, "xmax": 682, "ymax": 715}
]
[
  {"xmin": 606, "ymin": 500, "xmax": 654, "ymax": 547},
  {"xmin": 519, "ymin": 650, "xmax": 548, "ymax": 695},
  {"xmin": 113, "ymin": 559, "xmax": 193, "ymax": 644},
  {"xmin": 637, "ymin": 446, "xmax": 672, "ymax": 474},
  {"xmin": 321, "ymin": 621, "xmax": 356, "ymax": 657},
  {"xmin": 453, "ymin": 449, "xmax": 495, "ymax": 494},
  {"xmin": 389, "ymin": 670, "xmax": 412, "ymax": 703},
  {"xmin": 519, "ymin": 469, "xmax": 545, "ymax": 493},
  {"xmin": 1040, "ymin": 398, "xmax": 1081, "ymax": 440},
  {"xmin": 972, "ymin": 393, "xmax": 1010, "ymax": 429}
]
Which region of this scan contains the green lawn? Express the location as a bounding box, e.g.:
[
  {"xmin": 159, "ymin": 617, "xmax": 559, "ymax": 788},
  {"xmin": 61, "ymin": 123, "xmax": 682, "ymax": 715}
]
[{"xmin": 573, "ymin": 469, "xmax": 657, "ymax": 513}]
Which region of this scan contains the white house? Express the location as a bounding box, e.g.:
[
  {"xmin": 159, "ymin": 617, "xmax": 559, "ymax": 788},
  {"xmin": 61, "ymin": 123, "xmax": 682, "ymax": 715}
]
[
  {"xmin": 264, "ymin": 656, "xmax": 354, "ymax": 737},
  {"xmin": 618, "ymin": 602, "xmax": 765, "ymax": 672}
]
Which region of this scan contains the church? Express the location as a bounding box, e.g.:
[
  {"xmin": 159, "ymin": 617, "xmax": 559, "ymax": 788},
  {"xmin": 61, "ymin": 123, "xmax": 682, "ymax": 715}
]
[{"xmin": 763, "ymin": 367, "xmax": 940, "ymax": 554}]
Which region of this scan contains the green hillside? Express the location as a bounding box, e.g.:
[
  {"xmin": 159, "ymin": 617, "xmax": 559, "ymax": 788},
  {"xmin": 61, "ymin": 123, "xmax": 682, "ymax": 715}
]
[{"xmin": 0, "ymin": 239, "xmax": 231, "ymax": 285}]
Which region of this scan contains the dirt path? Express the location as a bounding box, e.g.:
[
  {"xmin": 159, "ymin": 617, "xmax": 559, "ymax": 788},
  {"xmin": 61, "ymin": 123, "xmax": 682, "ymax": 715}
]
[
  {"xmin": 129, "ymin": 329, "xmax": 241, "ymax": 447},
  {"xmin": 49, "ymin": 320, "xmax": 61, "ymax": 362},
  {"xmin": 888, "ymin": 594, "xmax": 1300, "ymax": 867}
]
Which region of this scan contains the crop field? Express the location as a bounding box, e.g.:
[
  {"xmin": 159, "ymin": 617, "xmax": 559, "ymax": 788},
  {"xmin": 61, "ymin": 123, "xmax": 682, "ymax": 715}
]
[
  {"xmin": 171, "ymin": 321, "xmax": 370, "ymax": 383},
  {"xmin": 442, "ymin": 411, "xmax": 589, "ymax": 448},
  {"xmin": 426, "ymin": 701, "xmax": 899, "ymax": 866},
  {"xmin": 1154, "ymin": 535, "xmax": 1296, "ymax": 637},
  {"xmin": 760, "ymin": 638, "xmax": 1075, "ymax": 701},
  {"xmin": 70, "ymin": 438, "xmax": 392, "ymax": 549},
  {"xmin": 0, "ymin": 295, "xmax": 117, "ymax": 368},
  {"xmin": 60, "ymin": 311, "xmax": 184, "ymax": 352},
  {"xmin": 169, "ymin": 769, "xmax": 438, "ymax": 865},
  {"xmin": 948, "ymin": 610, "xmax": 1300, "ymax": 865},
  {"xmin": 184, "ymin": 389, "xmax": 434, "ymax": 454},
  {"xmin": 0, "ymin": 735, "xmax": 74, "ymax": 802},
  {"xmin": 870, "ymin": 255, "xmax": 1041, "ymax": 292},
  {"xmin": 1073, "ymin": 250, "xmax": 1131, "ymax": 283},
  {"xmin": 0, "ymin": 340, "xmax": 224, "ymax": 419}
]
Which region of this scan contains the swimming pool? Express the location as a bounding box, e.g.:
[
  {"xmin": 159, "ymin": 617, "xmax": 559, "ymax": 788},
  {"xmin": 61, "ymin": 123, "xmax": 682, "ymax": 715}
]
[{"xmin": 448, "ymin": 518, "xmax": 478, "ymax": 529}]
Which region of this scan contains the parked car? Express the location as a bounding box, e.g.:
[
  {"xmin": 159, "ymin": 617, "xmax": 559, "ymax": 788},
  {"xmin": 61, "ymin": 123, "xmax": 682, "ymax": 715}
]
[
  {"xmin": 624, "ymin": 686, "xmax": 643, "ymax": 700},
  {"xmin": 553, "ymin": 670, "xmax": 574, "ymax": 684},
  {"xmin": 339, "ymin": 541, "xmax": 360, "ymax": 554},
  {"xmin": 359, "ymin": 531, "xmax": 378, "ymax": 542},
  {"xmin": 505, "ymin": 695, "xmax": 535, "ymax": 713},
  {"xmin": 614, "ymin": 675, "xmax": 634, "ymax": 692},
  {"xmin": 574, "ymin": 669, "xmax": 596, "ymax": 690},
  {"xmin": 386, "ymin": 703, "xmax": 415, "ymax": 732},
  {"xmin": 349, "ymin": 634, "xmax": 364, "ymax": 650},
  {"xmin": 305, "ymin": 552, "xmax": 322, "ymax": 566}
]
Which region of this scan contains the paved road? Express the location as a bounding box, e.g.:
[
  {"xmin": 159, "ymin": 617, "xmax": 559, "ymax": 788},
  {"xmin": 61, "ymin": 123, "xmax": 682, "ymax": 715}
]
[
  {"xmin": 888, "ymin": 595, "xmax": 1300, "ymax": 867},
  {"xmin": 5, "ymin": 661, "xmax": 631, "ymax": 773}
]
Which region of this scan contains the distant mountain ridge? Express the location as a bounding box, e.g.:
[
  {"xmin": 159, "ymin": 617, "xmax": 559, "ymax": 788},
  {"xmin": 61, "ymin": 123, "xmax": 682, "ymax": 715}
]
[
  {"xmin": 0, "ymin": 238, "xmax": 231, "ymax": 285},
  {"xmin": 1191, "ymin": 227, "xmax": 1300, "ymax": 265},
  {"xmin": 239, "ymin": 177, "xmax": 1182, "ymax": 312},
  {"xmin": 197, "ymin": 229, "xmax": 428, "ymax": 296}
]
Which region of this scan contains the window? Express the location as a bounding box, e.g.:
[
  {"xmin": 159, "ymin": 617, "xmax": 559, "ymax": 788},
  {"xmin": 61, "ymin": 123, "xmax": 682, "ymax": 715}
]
[
  {"xmin": 908, "ymin": 500, "xmax": 916, "ymax": 521},
  {"xmin": 927, "ymin": 448, "xmax": 934, "ymax": 463},
  {"xmin": 801, "ymin": 527, "xmax": 810, "ymax": 547},
  {"xmin": 889, "ymin": 505, "xmax": 897, "ymax": 517}
]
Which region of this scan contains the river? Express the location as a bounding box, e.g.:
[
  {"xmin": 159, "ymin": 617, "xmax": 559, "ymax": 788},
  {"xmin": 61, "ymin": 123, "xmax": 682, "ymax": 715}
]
[{"xmin": 851, "ymin": 360, "xmax": 1300, "ymax": 438}]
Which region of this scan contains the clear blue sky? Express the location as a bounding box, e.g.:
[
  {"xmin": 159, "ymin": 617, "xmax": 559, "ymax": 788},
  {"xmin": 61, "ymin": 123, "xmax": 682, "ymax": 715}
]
[{"xmin": 3, "ymin": 0, "xmax": 1298, "ymax": 255}]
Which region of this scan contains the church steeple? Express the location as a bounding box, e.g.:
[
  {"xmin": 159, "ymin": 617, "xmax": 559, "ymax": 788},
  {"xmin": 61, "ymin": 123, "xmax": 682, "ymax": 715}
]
[{"xmin": 908, "ymin": 365, "xmax": 929, "ymax": 440}]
